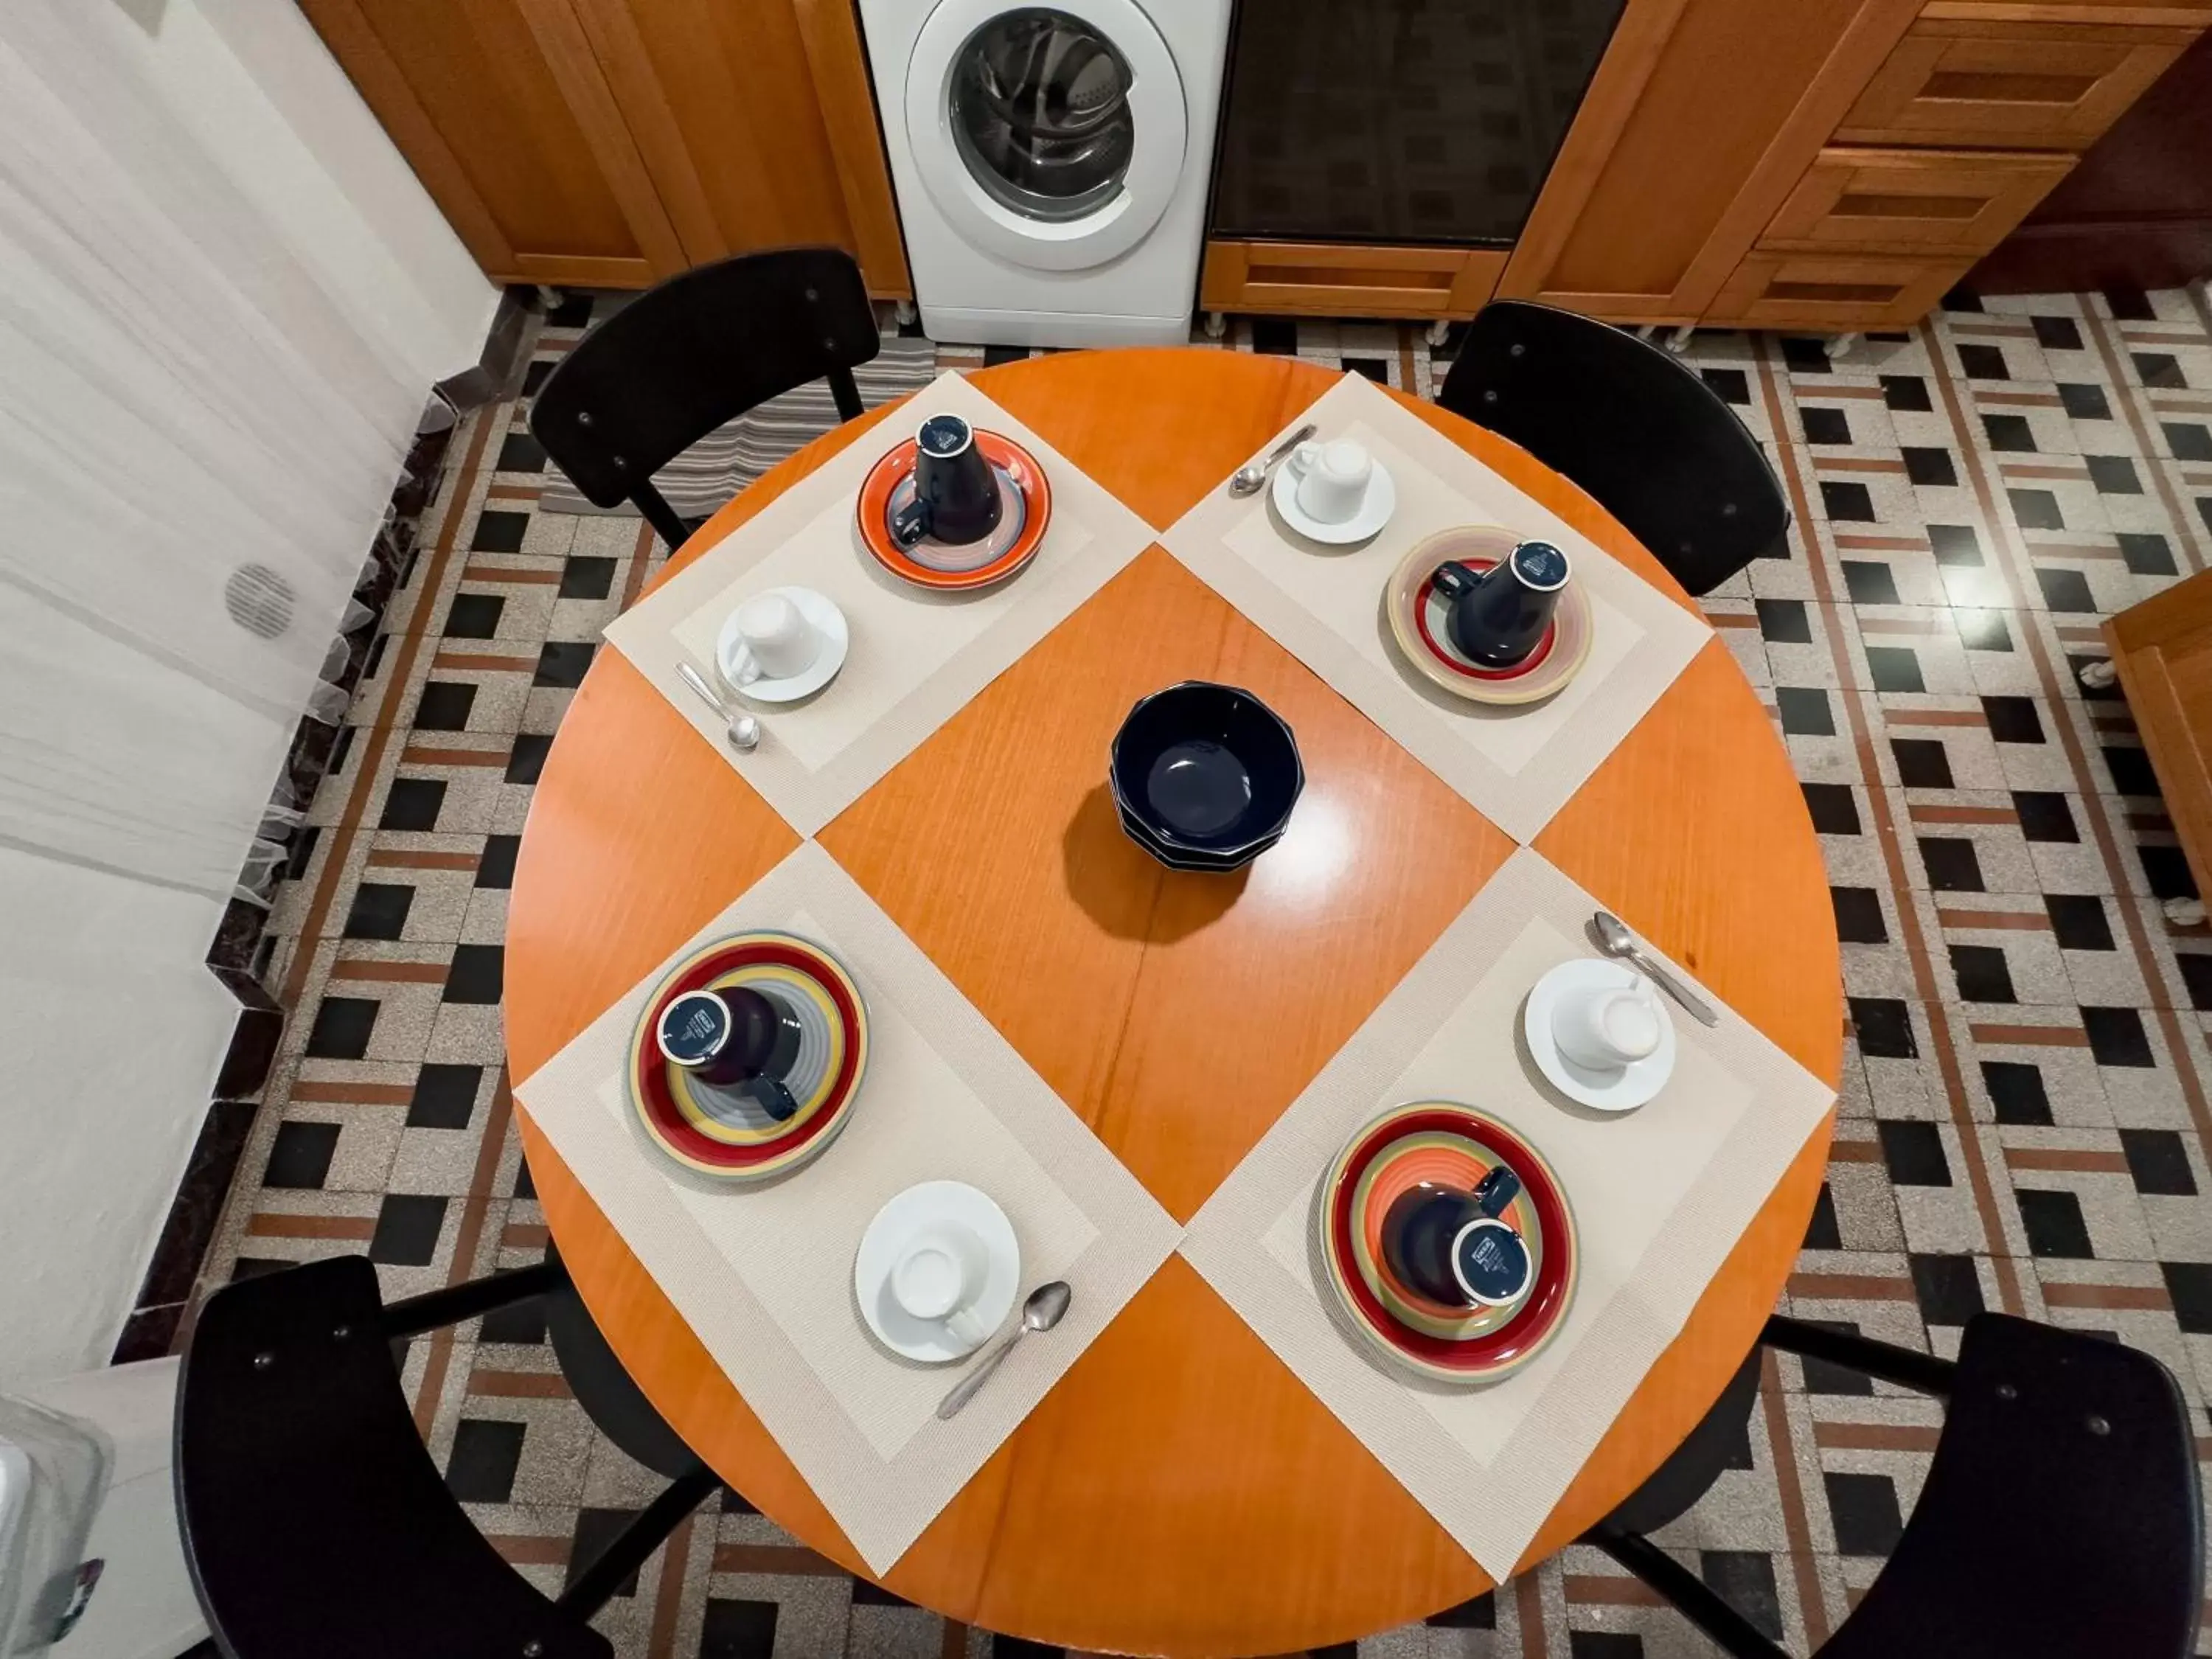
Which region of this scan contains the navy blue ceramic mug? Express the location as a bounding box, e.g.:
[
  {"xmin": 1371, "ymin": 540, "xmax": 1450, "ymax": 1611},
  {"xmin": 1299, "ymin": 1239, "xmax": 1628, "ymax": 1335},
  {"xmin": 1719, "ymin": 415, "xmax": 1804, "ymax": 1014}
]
[
  {"xmin": 655, "ymin": 987, "xmax": 804, "ymax": 1119},
  {"xmin": 891, "ymin": 414, "xmax": 1001, "ymax": 549},
  {"xmin": 1433, "ymin": 540, "xmax": 1571, "ymax": 669},
  {"xmin": 1379, "ymin": 1164, "xmax": 1534, "ymax": 1309}
]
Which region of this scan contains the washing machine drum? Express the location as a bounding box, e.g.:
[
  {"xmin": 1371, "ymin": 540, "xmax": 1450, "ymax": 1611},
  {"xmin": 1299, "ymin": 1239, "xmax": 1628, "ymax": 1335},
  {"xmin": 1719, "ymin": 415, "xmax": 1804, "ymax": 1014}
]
[
  {"xmin": 907, "ymin": 0, "xmax": 1188, "ymax": 271},
  {"xmin": 951, "ymin": 12, "xmax": 1135, "ymax": 223}
]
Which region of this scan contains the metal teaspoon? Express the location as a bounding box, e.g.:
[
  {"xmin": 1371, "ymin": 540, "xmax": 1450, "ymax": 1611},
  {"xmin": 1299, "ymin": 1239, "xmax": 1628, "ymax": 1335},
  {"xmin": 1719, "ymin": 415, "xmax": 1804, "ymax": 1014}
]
[
  {"xmin": 936, "ymin": 1281, "xmax": 1072, "ymax": 1421},
  {"xmin": 1228, "ymin": 422, "xmax": 1318, "ymax": 497}
]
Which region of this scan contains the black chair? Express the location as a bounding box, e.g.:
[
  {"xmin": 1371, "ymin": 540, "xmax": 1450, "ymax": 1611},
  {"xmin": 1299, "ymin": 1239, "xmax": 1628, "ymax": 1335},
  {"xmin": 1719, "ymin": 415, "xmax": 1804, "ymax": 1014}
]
[
  {"xmin": 1436, "ymin": 300, "xmax": 1790, "ymax": 596},
  {"xmin": 176, "ymin": 1252, "xmax": 721, "ymax": 1658},
  {"xmin": 1585, "ymin": 1312, "xmax": 2202, "ymax": 1658},
  {"xmin": 530, "ymin": 247, "xmax": 880, "ymax": 552}
]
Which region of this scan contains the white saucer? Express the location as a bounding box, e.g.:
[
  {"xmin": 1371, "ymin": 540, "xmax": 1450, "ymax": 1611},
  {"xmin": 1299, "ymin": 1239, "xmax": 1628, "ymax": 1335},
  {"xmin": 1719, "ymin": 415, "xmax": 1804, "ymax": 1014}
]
[
  {"xmin": 1522, "ymin": 959, "xmax": 1677, "ymax": 1113},
  {"xmin": 714, "ymin": 586, "xmax": 849, "ymax": 705},
  {"xmin": 853, "ymin": 1180, "xmax": 1020, "ymax": 1364},
  {"xmin": 1271, "ymin": 453, "xmax": 1397, "ymax": 545}
]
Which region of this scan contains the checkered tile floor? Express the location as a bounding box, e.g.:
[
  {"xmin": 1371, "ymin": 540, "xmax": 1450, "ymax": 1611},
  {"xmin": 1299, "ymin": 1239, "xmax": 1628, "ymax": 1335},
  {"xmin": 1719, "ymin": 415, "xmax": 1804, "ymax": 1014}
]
[{"xmin": 192, "ymin": 283, "xmax": 2212, "ymax": 1658}]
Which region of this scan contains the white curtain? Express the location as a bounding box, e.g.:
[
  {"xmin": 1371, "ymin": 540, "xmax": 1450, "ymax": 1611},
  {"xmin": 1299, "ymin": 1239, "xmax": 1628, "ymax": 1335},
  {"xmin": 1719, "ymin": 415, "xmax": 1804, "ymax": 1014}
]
[
  {"xmin": 0, "ymin": 0, "xmax": 498, "ymax": 1384},
  {"xmin": 0, "ymin": 0, "xmax": 479, "ymax": 897}
]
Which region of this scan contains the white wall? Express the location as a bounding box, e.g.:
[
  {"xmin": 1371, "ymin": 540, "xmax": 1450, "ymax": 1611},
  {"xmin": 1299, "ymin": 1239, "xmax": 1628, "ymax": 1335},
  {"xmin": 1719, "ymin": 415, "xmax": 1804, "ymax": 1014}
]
[{"xmin": 0, "ymin": 0, "xmax": 498, "ymax": 1387}]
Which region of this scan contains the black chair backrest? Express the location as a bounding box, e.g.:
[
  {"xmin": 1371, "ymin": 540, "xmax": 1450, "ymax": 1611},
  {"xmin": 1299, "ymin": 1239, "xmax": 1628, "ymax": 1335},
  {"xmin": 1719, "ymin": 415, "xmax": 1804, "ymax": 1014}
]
[
  {"xmin": 175, "ymin": 1256, "xmax": 608, "ymax": 1659},
  {"xmin": 1436, "ymin": 301, "xmax": 1788, "ymax": 597},
  {"xmin": 1823, "ymin": 1314, "xmax": 2202, "ymax": 1659},
  {"xmin": 530, "ymin": 248, "xmax": 879, "ymax": 545}
]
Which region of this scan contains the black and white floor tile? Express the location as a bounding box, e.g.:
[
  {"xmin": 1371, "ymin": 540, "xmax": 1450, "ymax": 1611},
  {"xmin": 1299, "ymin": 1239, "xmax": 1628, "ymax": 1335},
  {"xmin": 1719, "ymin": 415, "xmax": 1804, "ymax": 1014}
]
[{"xmin": 172, "ymin": 281, "xmax": 2212, "ymax": 1658}]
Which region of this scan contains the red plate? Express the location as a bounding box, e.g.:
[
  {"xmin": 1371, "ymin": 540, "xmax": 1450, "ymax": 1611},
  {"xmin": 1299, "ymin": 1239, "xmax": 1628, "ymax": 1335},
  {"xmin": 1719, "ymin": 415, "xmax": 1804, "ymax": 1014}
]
[
  {"xmin": 856, "ymin": 431, "xmax": 1051, "ymax": 591},
  {"xmin": 626, "ymin": 934, "xmax": 867, "ymax": 1180},
  {"xmin": 1321, "ymin": 1104, "xmax": 1577, "ymax": 1381}
]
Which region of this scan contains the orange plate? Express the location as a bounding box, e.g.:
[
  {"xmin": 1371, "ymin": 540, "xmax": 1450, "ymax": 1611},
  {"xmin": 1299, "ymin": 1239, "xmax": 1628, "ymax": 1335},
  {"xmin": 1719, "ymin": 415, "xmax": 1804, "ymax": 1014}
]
[{"xmin": 856, "ymin": 431, "xmax": 1053, "ymax": 591}]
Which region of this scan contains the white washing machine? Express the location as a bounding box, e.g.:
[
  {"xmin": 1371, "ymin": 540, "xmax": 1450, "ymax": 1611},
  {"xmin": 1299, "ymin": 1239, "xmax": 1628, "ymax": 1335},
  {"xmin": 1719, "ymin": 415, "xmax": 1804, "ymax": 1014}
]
[{"xmin": 857, "ymin": 0, "xmax": 1230, "ymax": 348}]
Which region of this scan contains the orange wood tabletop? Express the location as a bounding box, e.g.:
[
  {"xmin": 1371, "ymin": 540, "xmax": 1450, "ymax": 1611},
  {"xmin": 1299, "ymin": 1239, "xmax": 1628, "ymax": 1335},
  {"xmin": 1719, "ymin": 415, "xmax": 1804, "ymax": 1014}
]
[{"xmin": 506, "ymin": 347, "xmax": 1842, "ymax": 1658}]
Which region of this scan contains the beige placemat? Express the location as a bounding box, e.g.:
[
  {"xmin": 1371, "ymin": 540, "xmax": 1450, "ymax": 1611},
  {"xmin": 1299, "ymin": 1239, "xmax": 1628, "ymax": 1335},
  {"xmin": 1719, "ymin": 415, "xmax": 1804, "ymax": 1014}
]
[
  {"xmin": 1178, "ymin": 847, "xmax": 1834, "ymax": 1579},
  {"xmin": 605, "ymin": 370, "xmax": 1158, "ymax": 836},
  {"xmin": 1161, "ymin": 373, "xmax": 1712, "ymax": 842},
  {"xmin": 512, "ymin": 841, "xmax": 1182, "ymax": 1573}
]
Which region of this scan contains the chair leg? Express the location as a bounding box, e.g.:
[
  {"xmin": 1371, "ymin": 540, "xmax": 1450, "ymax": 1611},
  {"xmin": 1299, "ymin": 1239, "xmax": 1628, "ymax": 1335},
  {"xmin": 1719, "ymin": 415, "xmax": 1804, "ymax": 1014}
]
[
  {"xmin": 631, "ymin": 481, "xmax": 695, "ymax": 554},
  {"xmin": 1586, "ymin": 1526, "xmax": 1792, "ymax": 1659},
  {"xmin": 381, "ymin": 1258, "xmax": 566, "ymax": 1340},
  {"xmin": 828, "ymin": 366, "xmax": 864, "ymax": 423},
  {"xmin": 556, "ymin": 1460, "xmax": 720, "ymax": 1619},
  {"xmin": 1761, "ymin": 1313, "xmax": 1955, "ymax": 1396}
]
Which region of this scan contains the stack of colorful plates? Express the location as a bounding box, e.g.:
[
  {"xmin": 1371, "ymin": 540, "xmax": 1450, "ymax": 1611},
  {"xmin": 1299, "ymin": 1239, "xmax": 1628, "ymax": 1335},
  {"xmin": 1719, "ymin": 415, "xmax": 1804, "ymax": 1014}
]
[
  {"xmin": 1318, "ymin": 1102, "xmax": 1577, "ymax": 1383},
  {"xmin": 855, "ymin": 431, "xmax": 1051, "ymax": 591},
  {"xmin": 1385, "ymin": 527, "xmax": 1593, "ymax": 706},
  {"xmin": 625, "ymin": 932, "xmax": 868, "ymax": 1181}
]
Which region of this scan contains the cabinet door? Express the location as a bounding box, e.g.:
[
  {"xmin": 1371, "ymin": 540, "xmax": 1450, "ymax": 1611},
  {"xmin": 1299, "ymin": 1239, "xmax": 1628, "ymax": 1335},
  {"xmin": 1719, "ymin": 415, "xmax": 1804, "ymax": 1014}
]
[
  {"xmin": 564, "ymin": 0, "xmax": 910, "ymax": 296},
  {"xmin": 1499, "ymin": 0, "xmax": 1924, "ymax": 321},
  {"xmin": 298, "ymin": 0, "xmax": 687, "ymax": 288}
]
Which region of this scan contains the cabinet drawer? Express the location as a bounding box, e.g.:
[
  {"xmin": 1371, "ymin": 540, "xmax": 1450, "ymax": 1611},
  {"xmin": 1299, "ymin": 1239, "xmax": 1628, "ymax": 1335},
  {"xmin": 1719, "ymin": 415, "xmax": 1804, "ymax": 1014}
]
[
  {"xmin": 1835, "ymin": 17, "xmax": 2199, "ymax": 148},
  {"xmin": 1708, "ymin": 251, "xmax": 1972, "ymax": 329},
  {"xmin": 1200, "ymin": 241, "xmax": 1507, "ymax": 319},
  {"xmin": 1921, "ymin": 1, "xmax": 2212, "ymax": 21},
  {"xmin": 1763, "ymin": 146, "xmax": 2076, "ymax": 255}
]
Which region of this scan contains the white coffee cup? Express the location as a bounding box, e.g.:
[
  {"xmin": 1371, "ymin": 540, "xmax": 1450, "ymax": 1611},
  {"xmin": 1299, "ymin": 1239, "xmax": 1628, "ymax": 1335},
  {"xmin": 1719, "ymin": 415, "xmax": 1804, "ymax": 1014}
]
[
  {"xmin": 726, "ymin": 591, "xmax": 819, "ymax": 687},
  {"xmin": 1289, "ymin": 439, "xmax": 1374, "ymax": 525},
  {"xmin": 889, "ymin": 1220, "xmax": 991, "ymax": 1342},
  {"xmin": 1552, "ymin": 975, "xmax": 1666, "ymax": 1072}
]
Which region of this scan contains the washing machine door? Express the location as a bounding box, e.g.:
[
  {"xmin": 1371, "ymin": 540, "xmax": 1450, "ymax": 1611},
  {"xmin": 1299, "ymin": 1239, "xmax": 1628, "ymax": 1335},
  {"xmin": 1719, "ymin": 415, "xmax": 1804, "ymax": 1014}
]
[{"xmin": 905, "ymin": 0, "xmax": 1187, "ymax": 273}]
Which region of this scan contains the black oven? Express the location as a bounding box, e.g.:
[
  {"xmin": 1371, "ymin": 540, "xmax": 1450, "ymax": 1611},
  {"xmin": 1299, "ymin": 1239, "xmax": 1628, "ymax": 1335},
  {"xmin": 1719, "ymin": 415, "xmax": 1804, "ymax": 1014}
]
[{"xmin": 1209, "ymin": 0, "xmax": 1630, "ymax": 247}]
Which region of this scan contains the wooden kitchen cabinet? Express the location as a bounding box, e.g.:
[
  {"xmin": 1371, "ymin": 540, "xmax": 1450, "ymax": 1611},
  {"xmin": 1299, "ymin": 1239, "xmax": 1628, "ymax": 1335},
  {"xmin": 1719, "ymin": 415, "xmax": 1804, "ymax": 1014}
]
[
  {"xmin": 2106, "ymin": 568, "xmax": 2212, "ymax": 902},
  {"xmin": 1497, "ymin": 0, "xmax": 1927, "ymax": 322},
  {"xmin": 310, "ymin": 0, "xmax": 2194, "ymax": 330},
  {"xmin": 1703, "ymin": 4, "xmax": 2204, "ymax": 328},
  {"xmin": 1970, "ymin": 24, "xmax": 2212, "ymax": 293},
  {"xmin": 297, "ymin": 0, "xmax": 909, "ymax": 295},
  {"xmin": 296, "ymin": 0, "xmax": 687, "ymax": 288},
  {"xmin": 1697, "ymin": 143, "xmax": 2076, "ymax": 324},
  {"xmin": 563, "ymin": 0, "xmax": 908, "ymax": 293},
  {"xmin": 1495, "ymin": 0, "xmax": 2176, "ymax": 328},
  {"xmin": 1205, "ymin": 0, "xmax": 2201, "ymax": 335}
]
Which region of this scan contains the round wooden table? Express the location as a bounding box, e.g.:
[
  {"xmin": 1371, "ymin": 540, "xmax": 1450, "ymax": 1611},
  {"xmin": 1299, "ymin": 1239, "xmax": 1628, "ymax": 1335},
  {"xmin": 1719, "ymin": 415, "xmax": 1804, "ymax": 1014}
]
[{"xmin": 508, "ymin": 348, "xmax": 1840, "ymax": 1658}]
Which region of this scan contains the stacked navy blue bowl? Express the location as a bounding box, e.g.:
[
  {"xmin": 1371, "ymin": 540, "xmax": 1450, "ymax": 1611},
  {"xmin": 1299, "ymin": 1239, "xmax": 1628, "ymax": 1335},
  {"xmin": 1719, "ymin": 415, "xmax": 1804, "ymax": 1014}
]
[{"xmin": 1109, "ymin": 681, "xmax": 1303, "ymax": 873}]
